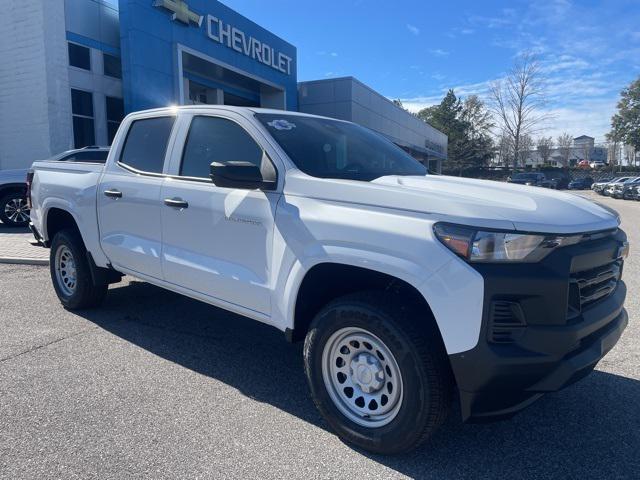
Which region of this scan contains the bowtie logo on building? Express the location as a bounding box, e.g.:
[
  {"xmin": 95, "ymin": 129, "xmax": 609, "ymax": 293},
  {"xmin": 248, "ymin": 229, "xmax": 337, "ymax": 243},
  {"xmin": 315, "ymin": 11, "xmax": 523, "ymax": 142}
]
[{"xmin": 153, "ymin": 0, "xmax": 203, "ymax": 27}]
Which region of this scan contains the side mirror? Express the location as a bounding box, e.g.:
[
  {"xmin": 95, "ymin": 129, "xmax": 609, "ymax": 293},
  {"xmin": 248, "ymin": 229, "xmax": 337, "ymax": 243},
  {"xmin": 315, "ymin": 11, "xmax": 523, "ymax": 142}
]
[{"xmin": 209, "ymin": 161, "xmax": 276, "ymax": 190}]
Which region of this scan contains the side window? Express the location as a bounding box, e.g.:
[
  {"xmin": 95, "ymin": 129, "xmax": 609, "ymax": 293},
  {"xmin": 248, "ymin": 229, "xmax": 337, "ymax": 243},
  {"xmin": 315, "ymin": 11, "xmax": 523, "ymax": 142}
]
[
  {"xmin": 180, "ymin": 116, "xmax": 263, "ymax": 179},
  {"xmin": 75, "ymin": 150, "xmax": 109, "ymax": 163},
  {"xmin": 59, "ymin": 151, "xmax": 108, "ymax": 163},
  {"xmin": 119, "ymin": 117, "xmax": 175, "ymax": 173}
]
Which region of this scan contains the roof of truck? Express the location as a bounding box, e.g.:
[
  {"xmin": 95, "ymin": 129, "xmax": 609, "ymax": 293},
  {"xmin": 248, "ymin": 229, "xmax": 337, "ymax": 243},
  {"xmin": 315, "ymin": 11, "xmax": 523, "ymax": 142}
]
[{"xmin": 126, "ymin": 105, "xmax": 344, "ymax": 122}]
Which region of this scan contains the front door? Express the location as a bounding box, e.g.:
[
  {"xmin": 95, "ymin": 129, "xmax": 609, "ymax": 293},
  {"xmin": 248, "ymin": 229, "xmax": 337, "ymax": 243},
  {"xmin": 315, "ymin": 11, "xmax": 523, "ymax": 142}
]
[
  {"xmin": 98, "ymin": 116, "xmax": 176, "ymax": 279},
  {"xmin": 160, "ymin": 114, "xmax": 279, "ymax": 315}
]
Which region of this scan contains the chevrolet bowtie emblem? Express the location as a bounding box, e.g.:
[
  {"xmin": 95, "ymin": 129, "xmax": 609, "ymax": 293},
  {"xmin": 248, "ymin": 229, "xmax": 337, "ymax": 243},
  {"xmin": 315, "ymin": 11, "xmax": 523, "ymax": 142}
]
[{"xmin": 153, "ymin": 0, "xmax": 203, "ymax": 27}]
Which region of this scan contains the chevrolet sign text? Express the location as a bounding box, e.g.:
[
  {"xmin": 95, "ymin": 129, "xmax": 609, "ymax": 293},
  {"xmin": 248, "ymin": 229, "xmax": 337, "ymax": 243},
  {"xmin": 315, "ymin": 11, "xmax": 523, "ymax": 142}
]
[{"xmin": 206, "ymin": 15, "xmax": 293, "ymax": 75}]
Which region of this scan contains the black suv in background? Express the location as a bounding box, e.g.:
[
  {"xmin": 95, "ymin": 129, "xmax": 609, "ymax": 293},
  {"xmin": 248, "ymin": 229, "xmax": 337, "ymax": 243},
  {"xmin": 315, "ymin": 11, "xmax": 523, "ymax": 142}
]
[
  {"xmin": 568, "ymin": 177, "xmax": 594, "ymax": 190},
  {"xmin": 507, "ymin": 172, "xmax": 548, "ymax": 187}
]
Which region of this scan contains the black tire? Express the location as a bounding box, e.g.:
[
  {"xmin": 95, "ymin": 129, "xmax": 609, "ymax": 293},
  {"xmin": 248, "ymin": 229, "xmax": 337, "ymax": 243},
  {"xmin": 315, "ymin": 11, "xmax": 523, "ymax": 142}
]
[
  {"xmin": 304, "ymin": 292, "xmax": 453, "ymax": 454},
  {"xmin": 0, "ymin": 191, "xmax": 29, "ymax": 227},
  {"xmin": 49, "ymin": 229, "xmax": 108, "ymax": 309}
]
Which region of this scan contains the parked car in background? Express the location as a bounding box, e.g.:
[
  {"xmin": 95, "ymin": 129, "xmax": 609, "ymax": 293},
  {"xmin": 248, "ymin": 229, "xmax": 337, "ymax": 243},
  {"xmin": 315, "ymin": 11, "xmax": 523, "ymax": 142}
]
[
  {"xmin": 591, "ymin": 177, "xmax": 613, "ymax": 194},
  {"xmin": 0, "ymin": 146, "xmax": 109, "ymax": 227},
  {"xmin": 633, "ymin": 185, "xmax": 640, "ymax": 201},
  {"xmin": 548, "ymin": 175, "xmax": 570, "ymax": 190},
  {"xmin": 507, "ymin": 172, "xmax": 547, "ymax": 186},
  {"xmin": 578, "ymin": 160, "xmax": 590, "ymax": 169},
  {"xmin": 613, "ymin": 177, "xmax": 640, "ymax": 199},
  {"xmin": 590, "ymin": 161, "xmax": 607, "ymax": 169},
  {"xmin": 568, "ymin": 177, "xmax": 594, "ymax": 190},
  {"xmin": 28, "ymin": 106, "xmax": 629, "ymax": 454},
  {"xmin": 604, "ymin": 177, "xmax": 632, "ymax": 196}
]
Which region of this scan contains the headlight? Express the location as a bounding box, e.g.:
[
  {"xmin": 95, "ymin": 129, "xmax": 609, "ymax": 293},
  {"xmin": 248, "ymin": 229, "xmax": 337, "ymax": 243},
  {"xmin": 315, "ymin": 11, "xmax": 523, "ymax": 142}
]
[{"xmin": 433, "ymin": 223, "xmax": 582, "ymax": 263}]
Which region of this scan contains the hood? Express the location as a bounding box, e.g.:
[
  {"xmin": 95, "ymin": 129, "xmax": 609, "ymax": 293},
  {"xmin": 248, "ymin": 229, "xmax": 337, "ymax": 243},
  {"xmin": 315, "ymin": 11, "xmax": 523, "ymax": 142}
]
[{"xmin": 283, "ymin": 172, "xmax": 619, "ymax": 234}]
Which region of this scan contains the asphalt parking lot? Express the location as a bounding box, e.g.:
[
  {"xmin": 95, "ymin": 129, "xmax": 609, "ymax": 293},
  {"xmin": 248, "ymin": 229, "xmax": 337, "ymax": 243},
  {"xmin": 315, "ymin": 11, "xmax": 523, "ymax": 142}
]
[{"xmin": 1, "ymin": 191, "xmax": 638, "ymax": 479}]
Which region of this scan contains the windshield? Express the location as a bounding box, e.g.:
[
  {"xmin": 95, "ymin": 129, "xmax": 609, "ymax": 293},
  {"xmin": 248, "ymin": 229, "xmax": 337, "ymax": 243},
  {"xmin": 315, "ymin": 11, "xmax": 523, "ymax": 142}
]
[{"xmin": 255, "ymin": 113, "xmax": 427, "ymax": 181}]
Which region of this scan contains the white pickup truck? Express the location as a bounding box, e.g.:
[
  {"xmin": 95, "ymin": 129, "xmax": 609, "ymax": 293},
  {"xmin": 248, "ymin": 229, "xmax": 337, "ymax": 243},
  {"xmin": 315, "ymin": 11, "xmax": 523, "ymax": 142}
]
[{"xmin": 29, "ymin": 106, "xmax": 629, "ymax": 454}]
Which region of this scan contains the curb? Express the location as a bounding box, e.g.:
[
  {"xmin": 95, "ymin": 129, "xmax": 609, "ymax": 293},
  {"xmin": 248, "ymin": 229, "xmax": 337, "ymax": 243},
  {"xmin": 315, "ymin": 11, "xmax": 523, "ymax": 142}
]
[{"xmin": 0, "ymin": 257, "xmax": 49, "ymax": 266}]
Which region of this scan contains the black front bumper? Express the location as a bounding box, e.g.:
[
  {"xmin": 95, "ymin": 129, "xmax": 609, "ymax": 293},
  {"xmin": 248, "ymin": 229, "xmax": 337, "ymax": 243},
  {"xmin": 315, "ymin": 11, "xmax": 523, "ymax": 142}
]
[{"xmin": 449, "ymin": 229, "xmax": 629, "ymax": 422}]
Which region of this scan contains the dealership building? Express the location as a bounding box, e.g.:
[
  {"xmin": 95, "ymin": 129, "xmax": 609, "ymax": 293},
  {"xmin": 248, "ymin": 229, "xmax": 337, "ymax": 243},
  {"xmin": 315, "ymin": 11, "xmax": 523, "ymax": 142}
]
[{"xmin": 0, "ymin": 0, "xmax": 447, "ymax": 171}]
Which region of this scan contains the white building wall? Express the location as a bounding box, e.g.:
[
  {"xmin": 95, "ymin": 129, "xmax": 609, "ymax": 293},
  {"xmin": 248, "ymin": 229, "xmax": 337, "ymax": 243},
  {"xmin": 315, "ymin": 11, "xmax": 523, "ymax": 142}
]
[{"xmin": 0, "ymin": 0, "xmax": 71, "ymax": 170}]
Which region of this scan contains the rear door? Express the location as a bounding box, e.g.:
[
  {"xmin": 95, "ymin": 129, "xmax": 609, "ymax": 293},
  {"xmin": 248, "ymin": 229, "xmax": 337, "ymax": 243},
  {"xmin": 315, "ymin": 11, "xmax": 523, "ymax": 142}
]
[
  {"xmin": 160, "ymin": 112, "xmax": 280, "ymax": 315},
  {"xmin": 97, "ymin": 115, "xmax": 176, "ymax": 279}
]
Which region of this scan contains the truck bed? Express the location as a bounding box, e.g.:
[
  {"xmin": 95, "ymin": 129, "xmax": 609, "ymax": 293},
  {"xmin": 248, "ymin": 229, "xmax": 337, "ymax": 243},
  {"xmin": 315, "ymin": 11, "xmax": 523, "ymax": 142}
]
[{"xmin": 29, "ymin": 161, "xmax": 108, "ymax": 266}]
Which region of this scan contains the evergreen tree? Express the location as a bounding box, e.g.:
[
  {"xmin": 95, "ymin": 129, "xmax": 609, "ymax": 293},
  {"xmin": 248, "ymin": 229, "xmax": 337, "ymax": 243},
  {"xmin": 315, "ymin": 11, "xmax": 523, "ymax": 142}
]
[
  {"xmin": 610, "ymin": 77, "xmax": 640, "ymax": 152},
  {"xmin": 417, "ymin": 90, "xmax": 494, "ymax": 170}
]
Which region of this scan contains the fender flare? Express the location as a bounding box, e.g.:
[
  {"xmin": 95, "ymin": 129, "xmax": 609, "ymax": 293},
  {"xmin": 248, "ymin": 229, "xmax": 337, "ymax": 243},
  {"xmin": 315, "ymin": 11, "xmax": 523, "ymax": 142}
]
[{"xmin": 277, "ymin": 245, "xmax": 438, "ymax": 333}]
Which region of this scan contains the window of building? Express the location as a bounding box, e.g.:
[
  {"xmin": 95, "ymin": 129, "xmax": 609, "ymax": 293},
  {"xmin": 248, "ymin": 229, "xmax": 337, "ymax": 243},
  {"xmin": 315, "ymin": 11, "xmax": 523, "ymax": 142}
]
[
  {"xmin": 103, "ymin": 53, "xmax": 122, "ymax": 79},
  {"xmin": 119, "ymin": 117, "xmax": 175, "ymax": 173},
  {"xmin": 180, "ymin": 116, "xmax": 263, "ymax": 178},
  {"xmin": 71, "ymin": 89, "xmax": 95, "ymax": 148},
  {"xmin": 106, "ymin": 96, "xmax": 125, "ymax": 144},
  {"xmin": 68, "ymin": 43, "xmax": 91, "ymax": 70}
]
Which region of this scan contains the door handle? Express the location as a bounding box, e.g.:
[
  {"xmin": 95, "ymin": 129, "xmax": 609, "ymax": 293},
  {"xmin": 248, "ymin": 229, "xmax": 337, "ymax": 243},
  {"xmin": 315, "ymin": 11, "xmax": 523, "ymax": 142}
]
[
  {"xmin": 104, "ymin": 189, "xmax": 122, "ymax": 199},
  {"xmin": 164, "ymin": 198, "xmax": 189, "ymax": 209}
]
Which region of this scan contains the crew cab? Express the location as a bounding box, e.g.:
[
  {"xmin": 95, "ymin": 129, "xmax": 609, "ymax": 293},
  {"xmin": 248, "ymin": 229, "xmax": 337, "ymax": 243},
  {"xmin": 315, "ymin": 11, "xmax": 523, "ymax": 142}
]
[{"xmin": 29, "ymin": 106, "xmax": 629, "ymax": 454}]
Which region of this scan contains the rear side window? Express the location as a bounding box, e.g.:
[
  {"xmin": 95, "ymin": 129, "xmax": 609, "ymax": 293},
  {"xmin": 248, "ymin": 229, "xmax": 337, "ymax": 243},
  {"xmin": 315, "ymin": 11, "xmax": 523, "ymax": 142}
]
[
  {"xmin": 119, "ymin": 117, "xmax": 175, "ymax": 173},
  {"xmin": 61, "ymin": 150, "xmax": 108, "ymax": 163},
  {"xmin": 180, "ymin": 116, "xmax": 263, "ymax": 178}
]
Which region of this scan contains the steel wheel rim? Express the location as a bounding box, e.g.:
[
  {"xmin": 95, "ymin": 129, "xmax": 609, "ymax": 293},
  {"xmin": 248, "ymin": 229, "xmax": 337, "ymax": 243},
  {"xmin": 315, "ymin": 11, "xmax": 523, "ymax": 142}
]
[
  {"xmin": 4, "ymin": 197, "xmax": 30, "ymax": 224},
  {"xmin": 321, "ymin": 327, "xmax": 403, "ymax": 428},
  {"xmin": 55, "ymin": 245, "xmax": 77, "ymax": 296}
]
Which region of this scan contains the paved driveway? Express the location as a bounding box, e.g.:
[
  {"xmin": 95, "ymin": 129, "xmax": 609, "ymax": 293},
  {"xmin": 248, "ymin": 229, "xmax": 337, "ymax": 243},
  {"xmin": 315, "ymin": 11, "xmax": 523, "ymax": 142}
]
[{"xmin": 0, "ymin": 192, "xmax": 638, "ymax": 479}]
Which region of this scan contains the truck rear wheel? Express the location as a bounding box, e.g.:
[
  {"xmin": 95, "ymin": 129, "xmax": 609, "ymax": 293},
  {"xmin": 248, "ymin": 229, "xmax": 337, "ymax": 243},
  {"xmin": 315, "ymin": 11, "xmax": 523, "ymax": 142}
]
[
  {"xmin": 50, "ymin": 229, "xmax": 107, "ymax": 309},
  {"xmin": 303, "ymin": 292, "xmax": 452, "ymax": 454}
]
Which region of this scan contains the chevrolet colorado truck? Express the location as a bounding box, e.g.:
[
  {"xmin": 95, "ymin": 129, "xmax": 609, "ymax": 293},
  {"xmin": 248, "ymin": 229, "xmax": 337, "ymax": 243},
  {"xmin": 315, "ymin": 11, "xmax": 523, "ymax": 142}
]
[{"xmin": 29, "ymin": 106, "xmax": 629, "ymax": 454}]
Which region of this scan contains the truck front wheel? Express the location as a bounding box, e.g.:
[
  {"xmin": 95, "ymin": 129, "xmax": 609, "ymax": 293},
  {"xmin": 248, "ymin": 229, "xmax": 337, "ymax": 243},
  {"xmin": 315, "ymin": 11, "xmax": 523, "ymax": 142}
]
[
  {"xmin": 303, "ymin": 292, "xmax": 452, "ymax": 454},
  {"xmin": 50, "ymin": 229, "xmax": 107, "ymax": 309}
]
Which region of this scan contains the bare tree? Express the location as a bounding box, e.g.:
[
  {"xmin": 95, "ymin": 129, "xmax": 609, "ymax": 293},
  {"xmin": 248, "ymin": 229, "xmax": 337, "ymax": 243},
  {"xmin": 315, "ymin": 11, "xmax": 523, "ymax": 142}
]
[
  {"xmin": 556, "ymin": 133, "xmax": 573, "ymax": 167},
  {"xmin": 496, "ymin": 131, "xmax": 513, "ymax": 167},
  {"xmin": 624, "ymin": 144, "xmax": 636, "ymax": 166},
  {"xmin": 580, "ymin": 143, "xmax": 592, "ymax": 164},
  {"xmin": 518, "ymin": 134, "xmax": 534, "ymax": 167},
  {"xmin": 490, "ymin": 52, "xmax": 549, "ymax": 171},
  {"xmin": 607, "ymin": 142, "xmax": 619, "ymax": 169},
  {"xmin": 536, "ymin": 136, "xmax": 554, "ymax": 165}
]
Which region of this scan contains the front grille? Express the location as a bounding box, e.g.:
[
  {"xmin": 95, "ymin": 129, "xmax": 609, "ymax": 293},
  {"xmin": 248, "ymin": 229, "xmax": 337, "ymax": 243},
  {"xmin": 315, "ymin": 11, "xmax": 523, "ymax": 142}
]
[{"xmin": 569, "ymin": 260, "xmax": 621, "ymax": 312}]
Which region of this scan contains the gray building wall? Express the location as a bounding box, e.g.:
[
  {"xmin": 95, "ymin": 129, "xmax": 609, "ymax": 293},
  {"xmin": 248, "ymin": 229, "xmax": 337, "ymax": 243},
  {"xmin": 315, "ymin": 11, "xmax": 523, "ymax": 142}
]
[
  {"xmin": 0, "ymin": 0, "xmax": 122, "ymax": 171},
  {"xmin": 0, "ymin": 0, "xmax": 71, "ymax": 170},
  {"xmin": 298, "ymin": 77, "xmax": 447, "ymax": 171}
]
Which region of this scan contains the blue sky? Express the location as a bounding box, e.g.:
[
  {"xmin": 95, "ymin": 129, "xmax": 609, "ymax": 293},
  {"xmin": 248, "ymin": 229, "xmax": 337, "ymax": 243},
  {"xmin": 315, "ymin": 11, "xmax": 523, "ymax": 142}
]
[{"xmin": 225, "ymin": 0, "xmax": 640, "ymax": 142}]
